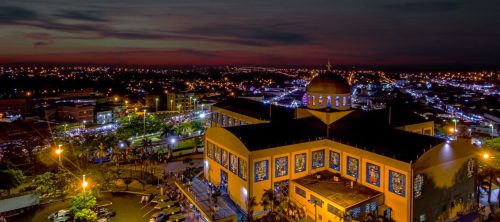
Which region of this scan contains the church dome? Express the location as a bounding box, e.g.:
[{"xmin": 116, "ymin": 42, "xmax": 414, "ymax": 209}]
[
  {"xmin": 306, "ymin": 72, "xmax": 350, "ymax": 95},
  {"xmin": 304, "ymin": 72, "xmax": 351, "ymax": 110}
]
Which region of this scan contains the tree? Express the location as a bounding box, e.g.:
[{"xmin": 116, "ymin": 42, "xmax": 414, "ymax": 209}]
[
  {"xmin": 0, "ymin": 169, "xmax": 25, "ymax": 195},
  {"xmin": 74, "ymin": 208, "xmax": 97, "ymax": 222},
  {"xmin": 247, "ymin": 196, "xmax": 257, "ymax": 222},
  {"xmin": 95, "ymin": 143, "xmax": 107, "ymax": 162},
  {"xmin": 123, "ymin": 178, "xmax": 133, "ymax": 191},
  {"xmin": 260, "ymin": 189, "xmax": 277, "ymax": 213},
  {"xmin": 71, "ymin": 191, "xmax": 97, "ymax": 222}
]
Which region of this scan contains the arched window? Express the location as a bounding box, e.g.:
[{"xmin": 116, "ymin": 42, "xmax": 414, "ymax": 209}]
[
  {"xmin": 327, "ymin": 96, "xmax": 332, "ymax": 107},
  {"xmin": 318, "ymin": 95, "xmax": 324, "ymax": 106},
  {"xmin": 335, "ymin": 96, "xmax": 340, "ymax": 107},
  {"xmin": 312, "ymin": 96, "xmax": 316, "ymax": 106},
  {"xmin": 342, "ymin": 96, "xmax": 347, "ymax": 106}
]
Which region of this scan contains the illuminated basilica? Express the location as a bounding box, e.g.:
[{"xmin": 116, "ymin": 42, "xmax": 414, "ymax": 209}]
[{"xmin": 203, "ymin": 72, "xmax": 477, "ymax": 222}]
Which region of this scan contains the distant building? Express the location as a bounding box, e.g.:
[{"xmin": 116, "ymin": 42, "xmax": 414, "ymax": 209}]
[
  {"xmin": 0, "ymin": 98, "xmax": 28, "ymax": 115},
  {"xmin": 145, "ymin": 95, "xmax": 162, "ymax": 111},
  {"xmin": 57, "ymin": 103, "xmax": 94, "ymax": 123},
  {"xmin": 96, "ymin": 110, "xmax": 114, "ymax": 125},
  {"xmin": 60, "ymin": 88, "xmax": 93, "ymax": 99},
  {"xmin": 166, "ymin": 92, "xmax": 196, "ymax": 111},
  {"xmin": 0, "ymin": 194, "xmax": 39, "ymax": 218},
  {"xmin": 199, "ymin": 72, "xmax": 476, "ymax": 222}
]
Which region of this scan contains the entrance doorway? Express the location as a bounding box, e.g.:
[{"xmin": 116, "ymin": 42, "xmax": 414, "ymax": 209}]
[{"xmin": 220, "ymin": 169, "xmax": 228, "ymax": 193}]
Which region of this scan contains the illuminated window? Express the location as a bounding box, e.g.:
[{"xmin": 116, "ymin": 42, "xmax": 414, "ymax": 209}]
[
  {"xmin": 312, "ymin": 96, "xmax": 316, "ymax": 106},
  {"xmin": 342, "ymin": 96, "xmax": 347, "ymax": 106},
  {"xmin": 335, "ymin": 96, "xmax": 340, "ymax": 107},
  {"xmin": 327, "ymin": 96, "xmax": 332, "ymax": 107},
  {"xmin": 318, "ymin": 95, "xmax": 324, "ymax": 106}
]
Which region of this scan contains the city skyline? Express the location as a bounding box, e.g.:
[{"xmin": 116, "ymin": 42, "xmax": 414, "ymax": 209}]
[{"xmin": 1, "ymin": 0, "xmax": 500, "ymax": 66}]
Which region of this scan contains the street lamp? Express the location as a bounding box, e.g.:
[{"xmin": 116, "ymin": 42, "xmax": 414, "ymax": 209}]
[
  {"xmin": 155, "ymin": 98, "xmax": 159, "ymax": 113},
  {"xmin": 452, "ymin": 119, "xmax": 458, "ymax": 137},
  {"xmin": 489, "ymin": 123, "xmax": 494, "ymax": 138},
  {"xmin": 143, "ymin": 109, "xmax": 147, "ymax": 138},
  {"xmin": 193, "ymin": 98, "xmax": 197, "ymax": 111},
  {"xmin": 483, "ymin": 152, "xmax": 490, "ymax": 160},
  {"xmin": 82, "ymin": 175, "xmax": 88, "ymax": 193},
  {"xmin": 55, "ymin": 145, "xmax": 63, "ymax": 166}
]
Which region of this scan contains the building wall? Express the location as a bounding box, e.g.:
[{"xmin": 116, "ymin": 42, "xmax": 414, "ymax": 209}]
[
  {"xmin": 210, "ymin": 107, "xmax": 267, "ymax": 127},
  {"xmin": 57, "ymin": 105, "xmax": 94, "ymax": 123},
  {"xmin": 249, "ymin": 139, "xmax": 412, "ymax": 222},
  {"xmin": 166, "ymin": 93, "xmax": 195, "ymax": 111},
  {"xmin": 412, "ymin": 140, "xmax": 476, "ymax": 222},
  {"xmin": 397, "ymin": 121, "xmax": 435, "ymax": 136},
  {"xmin": 204, "ymin": 128, "xmax": 251, "ymax": 212}
]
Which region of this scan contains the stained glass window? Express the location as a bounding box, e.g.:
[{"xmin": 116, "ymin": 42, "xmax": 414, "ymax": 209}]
[
  {"xmin": 254, "ymin": 160, "xmax": 268, "ymax": 182},
  {"xmin": 318, "ymin": 95, "xmax": 324, "ymax": 106},
  {"xmin": 221, "ymin": 149, "xmax": 229, "ymax": 169},
  {"xmin": 370, "ymin": 201, "xmax": 377, "ymax": 211},
  {"xmin": 346, "ymin": 156, "xmax": 359, "ymax": 178},
  {"xmin": 229, "ymin": 153, "xmax": 238, "ymax": 174},
  {"xmin": 312, "ymin": 96, "xmax": 316, "ymax": 105},
  {"xmin": 206, "ymin": 141, "xmax": 213, "ymax": 159},
  {"xmin": 294, "ymin": 153, "xmax": 307, "ymax": 173},
  {"xmin": 327, "ymin": 96, "xmax": 332, "ymax": 107},
  {"xmin": 414, "ymin": 173, "xmax": 424, "ymax": 198},
  {"xmin": 350, "ymin": 207, "xmax": 361, "ymax": 218},
  {"xmin": 329, "ymin": 151, "xmax": 340, "ymax": 171},
  {"xmin": 366, "ymin": 163, "xmax": 380, "ymax": 187},
  {"xmin": 389, "ymin": 170, "xmax": 406, "ymax": 197},
  {"xmin": 335, "ymin": 96, "xmax": 340, "ymax": 107},
  {"xmin": 214, "ymin": 145, "xmax": 220, "ymax": 163},
  {"xmin": 275, "ymin": 156, "xmax": 288, "ymax": 177},
  {"xmin": 238, "ymin": 158, "xmax": 247, "ymax": 181},
  {"xmin": 312, "ymin": 150, "xmax": 325, "ymax": 169},
  {"xmin": 342, "ymin": 96, "xmax": 347, "ymax": 106}
]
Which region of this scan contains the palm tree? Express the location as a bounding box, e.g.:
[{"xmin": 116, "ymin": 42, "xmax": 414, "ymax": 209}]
[
  {"xmin": 95, "ymin": 143, "xmax": 107, "ymax": 162},
  {"xmin": 260, "ymin": 189, "xmax": 277, "ymax": 213},
  {"xmin": 247, "ymin": 196, "xmax": 256, "ymax": 222},
  {"xmin": 110, "ymin": 145, "xmax": 121, "ymax": 173},
  {"xmin": 160, "ymin": 124, "xmax": 175, "ymax": 138}
]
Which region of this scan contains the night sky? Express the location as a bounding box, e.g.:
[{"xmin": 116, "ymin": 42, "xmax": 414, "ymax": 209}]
[{"xmin": 1, "ymin": 0, "xmax": 500, "ymax": 66}]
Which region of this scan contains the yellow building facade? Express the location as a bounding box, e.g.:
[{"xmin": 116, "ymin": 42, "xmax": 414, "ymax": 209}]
[{"xmin": 202, "ymin": 73, "xmax": 476, "ymax": 222}]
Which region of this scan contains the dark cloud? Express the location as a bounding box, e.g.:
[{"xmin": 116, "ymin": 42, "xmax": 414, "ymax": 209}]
[
  {"xmin": 181, "ymin": 25, "xmax": 312, "ymax": 46},
  {"xmin": 54, "ymin": 10, "xmax": 108, "ymax": 22},
  {"xmin": 33, "ymin": 41, "xmax": 52, "ymax": 48},
  {"xmin": 0, "ymin": 6, "xmax": 38, "ymax": 22},
  {"xmin": 384, "ymin": 1, "xmax": 462, "ymax": 13}
]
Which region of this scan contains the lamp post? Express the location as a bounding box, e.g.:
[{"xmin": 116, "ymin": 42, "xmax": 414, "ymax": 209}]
[
  {"xmin": 82, "ymin": 175, "xmax": 88, "ymax": 193},
  {"xmin": 193, "ymin": 98, "xmax": 197, "ymax": 111},
  {"xmin": 309, "ymin": 199, "xmax": 318, "ymax": 222},
  {"xmin": 143, "ymin": 109, "xmax": 147, "ymax": 138},
  {"xmin": 170, "ymin": 99, "xmax": 173, "ymax": 111},
  {"xmin": 155, "ymin": 98, "xmax": 159, "ymax": 113},
  {"xmin": 490, "ymin": 123, "xmax": 494, "ymax": 138},
  {"xmin": 481, "ymin": 152, "xmax": 493, "ymax": 203},
  {"xmin": 55, "ymin": 145, "xmax": 63, "ymax": 167},
  {"xmin": 452, "ymin": 119, "xmax": 458, "ymax": 138}
]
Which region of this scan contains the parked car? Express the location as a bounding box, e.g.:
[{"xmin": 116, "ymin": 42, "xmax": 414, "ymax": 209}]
[
  {"xmin": 150, "ymin": 212, "xmax": 167, "ymax": 222},
  {"xmin": 48, "ymin": 209, "xmax": 72, "ymax": 220},
  {"xmin": 97, "ymin": 208, "xmax": 116, "ymax": 218}
]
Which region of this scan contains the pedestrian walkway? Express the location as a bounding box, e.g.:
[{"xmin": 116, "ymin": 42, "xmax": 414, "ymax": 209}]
[{"xmin": 174, "ymin": 178, "xmax": 238, "ymax": 221}]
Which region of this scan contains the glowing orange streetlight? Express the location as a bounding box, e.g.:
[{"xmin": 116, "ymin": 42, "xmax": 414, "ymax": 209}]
[
  {"xmin": 82, "ymin": 175, "xmax": 89, "ymax": 193},
  {"xmin": 55, "ymin": 144, "xmax": 63, "ymax": 165},
  {"xmin": 482, "ymin": 152, "xmax": 491, "ymax": 160}
]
